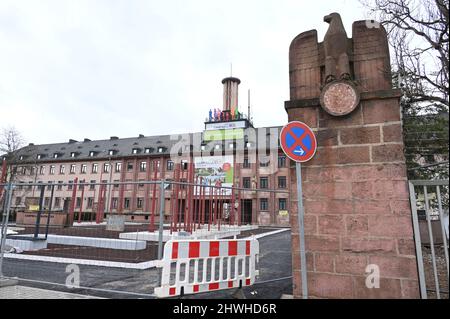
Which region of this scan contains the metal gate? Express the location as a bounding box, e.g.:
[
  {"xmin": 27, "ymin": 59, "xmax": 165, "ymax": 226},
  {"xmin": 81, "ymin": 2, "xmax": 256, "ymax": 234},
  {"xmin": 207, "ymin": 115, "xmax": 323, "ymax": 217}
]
[{"xmin": 409, "ymin": 180, "xmax": 449, "ymax": 299}]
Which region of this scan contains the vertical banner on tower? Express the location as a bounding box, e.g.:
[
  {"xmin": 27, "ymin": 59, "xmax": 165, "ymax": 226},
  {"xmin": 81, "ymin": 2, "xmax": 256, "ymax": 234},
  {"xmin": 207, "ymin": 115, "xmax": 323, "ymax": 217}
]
[{"xmin": 194, "ymin": 155, "xmax": 234, "ymax": 195}]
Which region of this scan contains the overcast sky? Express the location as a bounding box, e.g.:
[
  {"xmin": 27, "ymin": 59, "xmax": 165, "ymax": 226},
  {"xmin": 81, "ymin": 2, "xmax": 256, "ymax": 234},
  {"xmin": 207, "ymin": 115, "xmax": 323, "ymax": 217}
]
[{"xmin": 0, "ymin": 0, "xmax": 370, "ymax": 146}]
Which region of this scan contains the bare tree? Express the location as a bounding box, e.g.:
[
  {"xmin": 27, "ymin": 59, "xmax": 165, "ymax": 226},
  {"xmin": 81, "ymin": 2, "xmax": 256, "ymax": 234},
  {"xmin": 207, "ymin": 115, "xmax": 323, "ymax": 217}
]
[
  {"xmin": 364, "ymin": 0, "xmax": 449, "ymax": 114},
  {"xmin": 0, "ymin": 126, "xmax": 25, "ymax": 156}
]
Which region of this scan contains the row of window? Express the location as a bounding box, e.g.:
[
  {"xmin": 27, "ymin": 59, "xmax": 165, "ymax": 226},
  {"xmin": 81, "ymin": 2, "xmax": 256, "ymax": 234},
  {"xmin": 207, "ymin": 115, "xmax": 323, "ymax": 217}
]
[
  {"xmin": 242, "ymin": 176, "xmax": 287, "ymax": 189},
  {"xmin": 15, "ymin": 155, "xmax": 288, "ymax": 177},
  {"xmin": 14, "ymin": 196, "xmax": 287, "ymax": 211}
]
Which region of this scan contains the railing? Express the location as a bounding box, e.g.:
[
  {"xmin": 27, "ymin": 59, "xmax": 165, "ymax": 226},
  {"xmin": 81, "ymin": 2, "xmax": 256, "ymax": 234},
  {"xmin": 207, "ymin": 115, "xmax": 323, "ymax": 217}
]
[{"xmin": 408, "ymin": 180, "xmax": 449, "ymax": 299}]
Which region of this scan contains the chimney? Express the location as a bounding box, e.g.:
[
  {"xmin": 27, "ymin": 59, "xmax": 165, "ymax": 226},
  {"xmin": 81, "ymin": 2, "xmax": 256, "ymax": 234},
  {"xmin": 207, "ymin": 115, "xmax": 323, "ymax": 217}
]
[
  {"xmin": 110, "ymin": 136, "xmax": 119, "ymax": 140},
  {"xmin": 28, "ymin": 143, "xmax": 34, "ymax": 146},
  {"xmin": 83, "ymin": 138, "xmax": 91, "ymax": 142},
  {"xmin": 68, "ymin": 139, "xmax": 77, "ymax": 144},
  {"xmin": 222, "ymin": 77, "xmax": 240, "ymax": 111},
  {"xmin": 138, "ymin": 134, "xmax": 144, "ymax": 138}
]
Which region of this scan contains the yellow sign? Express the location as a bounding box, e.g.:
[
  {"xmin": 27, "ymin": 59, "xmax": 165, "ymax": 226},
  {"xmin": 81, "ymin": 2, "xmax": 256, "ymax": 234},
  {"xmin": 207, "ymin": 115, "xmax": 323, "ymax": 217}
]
[
  {"xmin": 279, "ymin": 210, "xmax": 289, "ymax": 217},
  {"xmin": 203, "ymin": 129, "xmax": 244, "ymax": 141},
  {"xmin": 28, "ymin": 205, "xmax": 40, "ymax": 211}
]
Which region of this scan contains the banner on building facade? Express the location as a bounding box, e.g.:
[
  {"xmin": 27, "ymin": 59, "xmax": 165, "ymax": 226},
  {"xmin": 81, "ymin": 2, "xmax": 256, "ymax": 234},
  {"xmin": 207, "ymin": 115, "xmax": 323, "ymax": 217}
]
[{"xmin": 194, "ymin": 155, "xmax": 234, "ymax": 195}]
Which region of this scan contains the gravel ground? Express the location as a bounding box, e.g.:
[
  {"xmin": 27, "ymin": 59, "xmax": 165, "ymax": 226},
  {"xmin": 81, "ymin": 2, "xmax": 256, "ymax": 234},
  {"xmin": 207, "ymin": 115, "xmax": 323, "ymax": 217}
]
[{"xmin": 422, "ymin": 245, "xmax": 449, "ymax": 299}]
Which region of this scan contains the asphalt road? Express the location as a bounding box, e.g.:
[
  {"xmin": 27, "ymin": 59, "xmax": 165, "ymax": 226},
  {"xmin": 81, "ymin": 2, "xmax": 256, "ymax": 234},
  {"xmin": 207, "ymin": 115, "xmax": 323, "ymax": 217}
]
[{"xmin": 2, "ymin": 230, "xmax": 292, "ymax": 299}]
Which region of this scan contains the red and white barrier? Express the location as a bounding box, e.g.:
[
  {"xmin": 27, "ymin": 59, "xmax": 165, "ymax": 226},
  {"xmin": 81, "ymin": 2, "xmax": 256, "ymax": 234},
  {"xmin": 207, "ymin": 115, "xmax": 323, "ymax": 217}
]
[{"xmin": 154, "ymin": 238, "xmax": 259, "ymax": 298}]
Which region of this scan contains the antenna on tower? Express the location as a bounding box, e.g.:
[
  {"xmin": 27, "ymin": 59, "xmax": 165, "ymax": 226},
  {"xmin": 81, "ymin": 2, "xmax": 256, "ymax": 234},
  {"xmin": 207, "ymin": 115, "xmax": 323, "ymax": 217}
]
[
  {"xmin": 230, "ymin": 63, "xmax": 233, "ymax": 77},
  {"xmin": 248, "ymin": 89, "xmax": 251, "ymax": 123}
]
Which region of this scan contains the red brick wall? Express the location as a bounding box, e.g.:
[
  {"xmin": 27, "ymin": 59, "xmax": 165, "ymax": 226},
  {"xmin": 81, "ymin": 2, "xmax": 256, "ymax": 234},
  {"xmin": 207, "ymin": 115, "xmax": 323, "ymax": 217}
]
[{"xmin": 286, "ymin": 21, "xmax": 420, "ymax": 299}]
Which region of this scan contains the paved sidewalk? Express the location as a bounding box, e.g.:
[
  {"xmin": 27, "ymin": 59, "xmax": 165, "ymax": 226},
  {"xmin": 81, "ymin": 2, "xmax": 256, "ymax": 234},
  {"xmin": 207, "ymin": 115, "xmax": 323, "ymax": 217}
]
[{"xmin": 0, "ymin": 285, "xmax": 101, "ymax": 299}]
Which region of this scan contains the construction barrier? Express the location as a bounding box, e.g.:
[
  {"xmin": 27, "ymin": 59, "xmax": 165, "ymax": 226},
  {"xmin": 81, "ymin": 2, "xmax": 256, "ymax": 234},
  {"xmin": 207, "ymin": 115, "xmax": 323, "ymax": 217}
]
[{"xmin": 154, "ymin": 238, "xmax": 259, "ymax": 298}]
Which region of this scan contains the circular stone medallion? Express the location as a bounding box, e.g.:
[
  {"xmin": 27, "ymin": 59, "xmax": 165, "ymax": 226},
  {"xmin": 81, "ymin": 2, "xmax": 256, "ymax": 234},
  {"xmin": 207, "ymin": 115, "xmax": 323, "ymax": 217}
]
[{"xmin": 320, "ymin": 80, "xmax": 360, "ymax": 116}]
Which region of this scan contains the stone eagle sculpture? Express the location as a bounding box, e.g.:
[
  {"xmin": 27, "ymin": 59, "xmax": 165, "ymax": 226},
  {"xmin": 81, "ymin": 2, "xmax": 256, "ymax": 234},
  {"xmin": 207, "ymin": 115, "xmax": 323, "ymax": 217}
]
[{"xmin": 323, "ymin": 12, "xmax": 351, "ymax": 83}]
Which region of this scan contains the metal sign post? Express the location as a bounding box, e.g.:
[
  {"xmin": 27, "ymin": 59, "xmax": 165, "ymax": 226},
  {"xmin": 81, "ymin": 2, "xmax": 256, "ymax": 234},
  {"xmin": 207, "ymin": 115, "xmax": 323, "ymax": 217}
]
[
  {"xmin": 280, "ymin": 121, "xmax": 317, "ymax": 300},
  {"xmin": 295, "ymin": 162, "xmax": 308, "ymax": 299}
]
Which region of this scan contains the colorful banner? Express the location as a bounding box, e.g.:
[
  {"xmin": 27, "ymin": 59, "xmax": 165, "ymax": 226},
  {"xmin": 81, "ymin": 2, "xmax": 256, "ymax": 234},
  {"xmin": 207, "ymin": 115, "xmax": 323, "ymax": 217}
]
[{"xmin": 194, "ymin": 155, "xmax": 234, "ymax": 195}]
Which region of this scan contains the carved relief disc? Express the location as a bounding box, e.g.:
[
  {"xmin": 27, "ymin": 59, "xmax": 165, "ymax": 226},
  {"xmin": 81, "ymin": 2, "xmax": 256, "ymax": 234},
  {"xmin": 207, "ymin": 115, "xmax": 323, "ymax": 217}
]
[{"xmin": 320, "ymin": 80, "xmax": 360, "ymax": 116}]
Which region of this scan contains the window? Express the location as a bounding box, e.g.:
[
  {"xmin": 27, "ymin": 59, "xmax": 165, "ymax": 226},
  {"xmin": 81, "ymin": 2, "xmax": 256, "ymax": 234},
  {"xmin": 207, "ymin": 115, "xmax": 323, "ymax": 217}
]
[
  {"xmin": 181, "ymin": 160, "xmax": 188, "ymax": 170},
  {"xmin": 111, "ymin": 198, "xmax": 118, "ymax": 209},
  {"xmin": 167, "ymin": 160, "xmax": 174, "ymax": 171},
  {"xmin": 124, "ymin": 198, "xmax": 130, "ymax": 209},
  {"xmin": 70, "ymin": 164, "xmax": 76, "ymax": 174},
  {"xmin": 278, "ymin": 155, "xmax": 287, "ymax": 168},
  {"xmin": 278, "ymin": 176, "xmax": 287, "ymax": 189},
  {"xmin": 75, "ymin": 197, "xmax": 81, "ymax": 208},
  {"xmin": 18, "ymin": 182, "xmax": 24, "ymax": 190},
  {"xmin": 30, "ymin": 166, "xmax": 35, "ymax": 176},
  {"xmin": 137, "ymin": 198, "xmax": 143, "ymax": 209},
  {"xmin": 90, "ymin": 180, "xmax": 96, "ymax": 190},
  {"xmin": 79, "ymin": 180, "xmax": 85, "ymax": 191},
  {"xmin": 260, "ymin": 157, "xmax": 270, "ymax": 167},
  {"xmin": 104, "ymin": 163, "xmax": 110, "ymax": 173},
  {"xmin": 108, "ymin": 150, "xmax": 114, "ymax": 156},
  {"xmin": 70, "ymin": 152, "xmax": 76, "ymax": 158},
  {"xmin": 21, "ymin": 166, "xmax": 27, "ymax": 175},
  {"xmin": 279, "ymin": 198, "xmax": 287, "ymax": 210},
  {"xmin": 28, "ymin": 182, "xmax": 33, "ymax": 190},
  {"xmin": 39, "ymin": 166, "xmax": 45, "ymax": 175},
  {"xmin": 92, "ymin": 163, "xmax": 98, "ymax": 173},
  {"xmin": 132, "ymin": 148, "xmax": 139, "ymax": 154},
  {"xmin": 68, "ymin": 180, "xmax": 73, "ymax": 190},
  {"xmin": 140, "ymin": 161, "xmax": 147, "ymax": 172},
  {"xmin": 87, "ymin": 197, "xmax": 94, "ymax": 208},
  {"xmin": 59, "ymin": 165, "xmax": 65, "ymax": 174},
  {"xmin": 53, "ymin": 153, "xmax": 59, "ymax": 159},
  {"xmin": 49, "ymin": 166, "xmax": 55, "ymax": 175},
  {"xmin": 138, "ymin": 180, "xmax": 145, "ymax": 188},
  {"xmin": 215, "ymin": 144, "xmax": 221, "ymax": 150},
  {"xmin": 127, "ymin": 162, "xmax": 133, "ymax": 171},
  {"xmin": 260, "ymin": 177, "xmax": 269, "ymax": 189},
  {"xmin": 243, "ymin": 177, "xmax": 251, "ymax": 189},
  {"xmin": 243, "ymin": 157, "xmax": 250, "ymax": 168},
  {"xmin": 37, "ymin": 154, "xmax": 42, "ymax": 159},
  {"xmin": 19, "ymin": 156, "xmax": 24, "ymax": 160},
  {"xmin": 44, "ymin": 197, "xmax": 50, "ymax": 208},
  {"xmin": 260, "ymin": 198, "xmax": 269, "ymax": 211},
  {"xmin": 145, "ymin": 148, "xmax": 151, "ymax": 154},
  {"xmin": 201, "ymin": 145, "xmax": 206, "ymax": 151},
  {"xmin": 54, "ymin": 197, "xmax": 61, "ymax": 208},
  {"xmin": 79, "ymin": 164, "xmax": 86, "ymax": 174},
  {"xmin": 47, "ymin": 181, "xmax": 53, "ymax": 190},
  {"xmin": 57, "ymin": 181, "xmax": 63, "ymax": 191},
  {"xmin": 229, "ymin": 143, "xmax": 234, "ymax": 149},
  {"xmin": 115, "ymin": 162, "xmax": 122, "ymax": 173},
  {"xmin": 15, "ymin": 197, "xmax": 22, "ymax": 206},
  {"xmin": 113, "ymin": 180, "xmax": 120, "ymax": 188},
  {"xmin": 158, "ymin": 147, "xmax": 163, "ymax": 153},
  {"xmin": 89, "ymin": 151, "xmax": 95, "ymax": 157},
  {"xmin": 246, "ymin": 142, "xmax": 252, "ymax": 148}
]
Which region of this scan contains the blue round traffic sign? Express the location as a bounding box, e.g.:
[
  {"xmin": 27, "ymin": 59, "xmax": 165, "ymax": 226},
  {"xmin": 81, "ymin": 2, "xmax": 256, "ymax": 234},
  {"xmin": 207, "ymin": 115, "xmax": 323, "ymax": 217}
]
[{"xmin": 280, "ymin": 121, "xmax": 317, "ymax": 163}]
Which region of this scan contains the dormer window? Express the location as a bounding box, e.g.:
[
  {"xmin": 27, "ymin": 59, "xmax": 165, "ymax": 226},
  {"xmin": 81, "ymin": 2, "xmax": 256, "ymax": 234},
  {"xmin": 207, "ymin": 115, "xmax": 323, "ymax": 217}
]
[
  {"xmin": 37, "ymin": 154, "xmax": 42, "ymax": 159},
  {"xmin": 19, "ymin": 156, "xmax": 24, "ymax": 160},
  {"xmin": 132, "ymin": 148, "xmax": 139, "ymax": 154},
  {"xmin": 108, "ymin": 150, "xmax": 114, "ymax": 156},
  {"xmin": 246, "ymin": 142, "xmax": 252, "ymax": 148},
  {"xmin": 70, "ymin": 152, "xmax": 76, "ymax": 158},
  {"xmin": 158, "ymin": 147, "xmax": 164, "ymax": 153},
  {"xmin": 89, "ymin": 151, "xmax": 95, "ymax": 157},
  {"xmin": 229, "ymin": 143, "xmax": 234, "ymax": 149},
  {"xmin": 201, "ymin": 145, "xmax": 206, "ymax": 151},
  {"xmin": 145, "ymin": 148, "xmax": 151, "ymax": 154},
  {"xmin": 53, "ymin": 153, "xmax": 59, "ymax": 158},
  {"xmin": 215, "ymin": 144, "xmax": 221, "ymax": 150}
]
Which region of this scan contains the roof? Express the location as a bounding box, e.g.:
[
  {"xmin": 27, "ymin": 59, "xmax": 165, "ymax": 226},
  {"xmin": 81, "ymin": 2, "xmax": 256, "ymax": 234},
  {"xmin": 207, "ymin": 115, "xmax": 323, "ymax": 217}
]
[{"xmin": 7, "ymin": 126, "xmax": 283, "ymax": 164}]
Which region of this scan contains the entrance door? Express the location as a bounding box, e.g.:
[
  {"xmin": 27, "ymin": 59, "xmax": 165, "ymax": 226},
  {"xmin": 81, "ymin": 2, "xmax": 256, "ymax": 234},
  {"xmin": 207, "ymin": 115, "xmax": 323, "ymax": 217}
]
[{"xmin": 242, "ymin": 199, "xmax": 252, "ymax": 224}]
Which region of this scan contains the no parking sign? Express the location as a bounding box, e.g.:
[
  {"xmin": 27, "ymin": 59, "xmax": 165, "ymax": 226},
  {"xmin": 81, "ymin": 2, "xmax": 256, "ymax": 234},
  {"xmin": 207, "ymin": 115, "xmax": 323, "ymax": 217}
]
[
  {"xmin": 280, "ymin": 121, "xmax": 317, "ymax": 163},
  {"xmin": 280, "ymin": 121, "xmax": 317, "ymax": 299}
]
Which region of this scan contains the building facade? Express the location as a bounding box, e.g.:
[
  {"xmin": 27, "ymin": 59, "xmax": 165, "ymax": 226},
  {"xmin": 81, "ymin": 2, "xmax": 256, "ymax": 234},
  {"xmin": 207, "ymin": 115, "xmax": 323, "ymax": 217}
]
[{"xmin": 2, "ymin": 77, "xmax": 291, "ymax": 227}]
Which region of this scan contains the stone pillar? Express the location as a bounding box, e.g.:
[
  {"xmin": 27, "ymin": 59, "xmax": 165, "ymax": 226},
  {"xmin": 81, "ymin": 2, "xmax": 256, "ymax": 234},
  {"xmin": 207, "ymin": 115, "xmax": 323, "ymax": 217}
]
[{"xmin": 285, "ymin": 19, "xmax": 420, "ymax": 298}]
